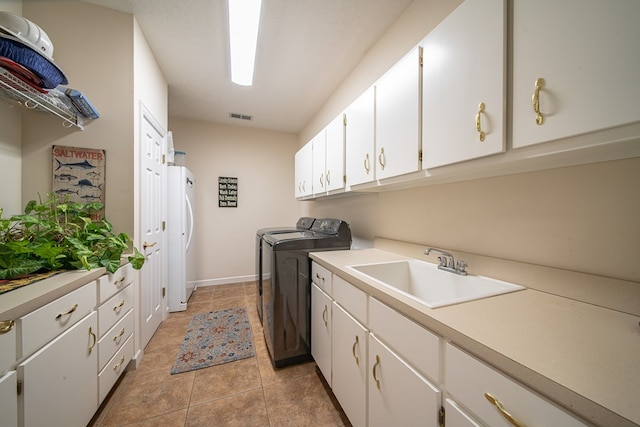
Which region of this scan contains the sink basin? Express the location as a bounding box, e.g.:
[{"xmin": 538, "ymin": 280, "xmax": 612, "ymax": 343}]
[{"xmin": 347, "ymin": 259, "xmax": 525, "ymax": 308}]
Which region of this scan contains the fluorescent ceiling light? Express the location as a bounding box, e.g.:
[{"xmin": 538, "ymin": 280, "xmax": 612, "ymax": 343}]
[{"xmin": 228, "ymin": 0, "xmax": 262, "ymax": 86}]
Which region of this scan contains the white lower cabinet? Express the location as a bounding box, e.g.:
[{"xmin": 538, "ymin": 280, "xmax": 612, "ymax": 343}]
[
  {"xmin": 18, "ymin": 311, "xmax": 98, "ymax": 427},
  {"xmin": 332, "ymin": 303, "xmax": 368, "ymax": 427},
  {"xmin": 7, "ymin": 265, "xmax": 135, "ymax": 427},
  {"xmin": 0, "ymin": 370, "xmax": 17, "ymax": 427},
  {"xmin": 368, "ymin": 334, "xmax": 441, "ymax": 427},
  {"xmin": 445, "ymin": 343, "xmax": 587, "ymax": 426}
]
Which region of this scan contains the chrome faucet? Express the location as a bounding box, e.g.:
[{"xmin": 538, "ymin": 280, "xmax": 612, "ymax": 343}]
[{"xmin": 424, "ymin": 247, "xmax": 468, "ymax": 275}]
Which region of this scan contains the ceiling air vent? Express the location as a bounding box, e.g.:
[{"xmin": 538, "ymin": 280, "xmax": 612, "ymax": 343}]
[{"xmin": 230, "ymin": 112, "xmax": 253, "ymax": 121}]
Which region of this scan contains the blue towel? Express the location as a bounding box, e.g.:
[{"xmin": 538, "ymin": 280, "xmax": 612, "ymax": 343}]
[{"xmin": 0, "ymin": 37, "xmax": 68, "ymax": 88}]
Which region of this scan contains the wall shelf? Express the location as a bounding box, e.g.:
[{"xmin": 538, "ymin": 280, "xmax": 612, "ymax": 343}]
[{"xmin": 0, "ymin": 68, "xmax": 84, "ymax": 130}]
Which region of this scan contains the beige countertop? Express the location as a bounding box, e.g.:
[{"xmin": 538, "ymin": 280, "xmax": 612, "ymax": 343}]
[
  {"xmin": 0, "ymin": 268, "xmax": 106, "ymax": 321},
  {"xmin": 310, "ymin": 242, "xmax": 640, "ymax": 427}
]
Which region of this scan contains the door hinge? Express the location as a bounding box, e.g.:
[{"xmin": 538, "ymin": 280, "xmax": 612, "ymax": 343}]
[
  {"xmin": 17, "ymin": 379, "xmax": 22, "ymax": 396},
  {"xmin": 162, "ymin": 287, "xmax": 166, "ymax": 298},
  {"xmin": 162, "ymin": 220, "xmax": 166, "ymax": 231},
  {"xmin": 343, "ymin": 114, "xmax": 347, "ymax": 127},
  {"xmin": 439, "ymin": 406, "xmax": 445, "ymax": 427},
  {"xmin": 420, "ymin": 52, "xmax": 424, "ymax": 67}
]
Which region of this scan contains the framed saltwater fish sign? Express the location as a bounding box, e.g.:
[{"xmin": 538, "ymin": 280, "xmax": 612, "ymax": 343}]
[{"xmin": 52, "ymin": 145, "xmax": 106, "ymax": 219}]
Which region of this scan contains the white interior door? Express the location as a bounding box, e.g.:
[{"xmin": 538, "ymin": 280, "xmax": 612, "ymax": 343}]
[{"xmin": 139, "ymin": 104, "xmax": 166, "ymax": 349}]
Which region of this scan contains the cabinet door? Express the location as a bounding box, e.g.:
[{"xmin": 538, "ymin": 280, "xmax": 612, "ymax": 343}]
[
  {"xmin": 512, "ymin": 0, "xmax": 640, "ymax": 148},
  {"xmin": 18, "ymin": 311, "xmax": 98, "ymax": 427},
  {"xmin": 375, "ymin": 46, "xmax": 422, "ymax": 180},
  {"xmin": 422, "ymin": 0, "xmax": 505, "ymax": 169},
  {"xmin": 0, "ymin": 371, "xmax": 17, "ymax": 427},
  {"xmin": 0, "ymin": 320, "xmax": 16, "ymax": 373},
  {"xmin": 294, "ymin": 142, "xmax": 313, "ymax": 198},
  {"xmin": 345, "ymin": 86, "xmax": 376, "ymax": 186},
  {"xmin": 311, "ymin": 284, "xmax": 332, "ymax": 385},
  {"xmin": 332, "ymin": 304, "xmax": 368, "ymax": 427},
  {"xmin": 325, "ymin": 113, "xmax": 345, "ymax": 192},
  {"xmin": 368, "ymin": 334, "xmax": 441, "ymax": 427},
  {"xmin": 312, "ymin": 129, "xmax": 327, "ymax": 196}
]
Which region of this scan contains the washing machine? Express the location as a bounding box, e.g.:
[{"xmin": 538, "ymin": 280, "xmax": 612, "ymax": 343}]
[
  {"xmin": 255, "ymin": 217, "xmax": 315, "ymax": 324},
  {"xmin": 261, "ymin": 218, "xmax": 351, "ymax": 368}
]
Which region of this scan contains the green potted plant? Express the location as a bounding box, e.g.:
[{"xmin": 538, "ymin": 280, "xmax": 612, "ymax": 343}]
[{"xmin": 0, "ymin": 193, "xmax": 145, "ymax": 280}]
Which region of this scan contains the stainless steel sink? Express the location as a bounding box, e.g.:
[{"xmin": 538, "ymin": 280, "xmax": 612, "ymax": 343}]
[{"xmin": 347, "ymin": 259, "xmax": 525, "ymax": 308}]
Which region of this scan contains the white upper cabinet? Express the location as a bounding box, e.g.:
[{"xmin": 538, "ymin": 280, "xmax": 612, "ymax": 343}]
[
  {"xmin": 325, "ymin": 113, "xmax": 346, "ymax": 193},
  {"xmin": 512, "ymin": 0, "xmax": 640, "ymax": 148},
  {"xmin": 422, "ymin": 0, "xmax": 506, "ymax": 169},
  {"xmin": 345, "ymin": 86, "xmax": 376, "ymax": 187},
  {"xmin": 375, "ymin": 46, "xmax": 422, "ymax": 180},
  {"xmin": 294, "ymin": 141, "xmax": 313, "ymax": 198}
]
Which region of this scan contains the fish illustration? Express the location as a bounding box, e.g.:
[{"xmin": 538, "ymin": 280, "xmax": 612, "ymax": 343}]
[
  {"xmin": 75, "ymin": 179, "xmax": 103, "ymax": 191},
  {"xmin": 54, "ymin": 188, "xmax": 79, "ymax": 195},
  {"xmin": 80, "ymin": 194, "xmax": 102, "ymax": 201},
  {"xmin": 86, "ymin": 171, "xmax": 102, "ymax": 178},
  {"xmin": 54, "ymin": 173, "xmax": 78, "ymax": 181},
  {"xmin": 55, "ymin": 159, "xmax": 96, "ymax": 171}
]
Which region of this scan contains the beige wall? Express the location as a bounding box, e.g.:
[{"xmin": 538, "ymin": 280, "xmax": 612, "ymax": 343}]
[
  {"xmin": 19, "ymin": 1, "xmax": 135, "ymax": 235},
  {"xmin": 308, "ymin": 158, "xmax": 640, "ymax": 282},
  {"xmin": 0, "ymin": 0, "xmax": 22, "ymax": 215},
  {"xmin": 300, "ymin": 0, "xmax": 640, "ymax": 284},
  {"xmin": 168, "ymin": 118, "xmax": 299, "ymax": 284}
]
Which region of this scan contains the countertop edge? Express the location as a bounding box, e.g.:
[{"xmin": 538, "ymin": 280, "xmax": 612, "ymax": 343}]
[{"xmin": 0, "ymin": 268, "xmax": 107, "ymax": 320}]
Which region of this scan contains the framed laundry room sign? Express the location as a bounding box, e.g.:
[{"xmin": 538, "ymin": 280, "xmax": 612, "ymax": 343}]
[
  {"xmin": 218, "ymin": 176, "xmax": 238, "ymax": 207},
  {"xmin": 52, "ymin": 145, "xmax": 106, "ymax": 219}
]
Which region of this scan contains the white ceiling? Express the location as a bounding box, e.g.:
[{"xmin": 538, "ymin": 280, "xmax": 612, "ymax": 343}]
[{"xmin": 80, "ymin": 0, "xmax": 413, "ymax": 133}]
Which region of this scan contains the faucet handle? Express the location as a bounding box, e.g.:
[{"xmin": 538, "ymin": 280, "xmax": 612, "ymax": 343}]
[
  {"xmin": 455, "ymin": 260, "xmax": 468, "ymax": 275},
  {"xmin": 437, "ymin": 256, "xmax": 447, "ymax": 268}
]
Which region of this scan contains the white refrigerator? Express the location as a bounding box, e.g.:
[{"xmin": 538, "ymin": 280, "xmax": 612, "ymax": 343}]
[{"xmin": 167, "ymin": 166, "xmax": 197, "ymax": 312}]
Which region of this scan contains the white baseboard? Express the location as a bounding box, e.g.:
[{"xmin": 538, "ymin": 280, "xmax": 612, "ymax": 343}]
[{"xmin": 195, "ymin": 274, "xmax": 257, "ymax": 288}]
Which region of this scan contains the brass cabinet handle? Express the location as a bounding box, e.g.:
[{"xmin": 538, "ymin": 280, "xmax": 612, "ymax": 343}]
[
  {"xmin": 476, "ymin": 102, "xmax": 486, "ymax": 141},
  {"xmin": 143, "ymin": 241, "xmax": 157, "ymax": 250},
  {"xmin": 0, "ymin": 320, "xmax": 15, "ymax": 334},
  {"xmin": 113, "ymin": 327, "xmax": 125, "ymax": 342},
  {"xmin": 113, "ymin": 300, "xmax": 125, "ymax": 311},
  {"xmin": 364, "ymin": 153, "xmax": 370, "ymax": 174},
  {"xmin": 378, "ymin": 147, "xmax": 386, "ymax": 170},
  {"xmin": 372, "ymin": 354, "xmax": 381, "ymax": 389},
  {"xmin": 88, "ymin": 326, "xmax": 97, "ymax": 354},
  {"xmin": 322, "ymin": 305, "xmax": 328, "ymax": 327},
  {"xmin": 315, "ymin": 273, "xmax": 325, "ymax": 283},
  {"xmin": 352, "ymin": 335, "xmax": 360, "ymax": 366},
  {"xmin": 532, "ymin": 78, "xmax": 545, "ymax": 125},
  {"xmin": 113, "ymin": 355, "xmax": 126, "ymax": 371},
  {"xmin": 319, "ymin": 172, "xmax": 324, "ymax": 188},
  {"xmin": 326, "ymin": 170, "xmax": 331, "ymax": 186},
  {"xmin": 485, "ymin": 392, "xmax": 527, "ymax": 427},
  {"xmin": 55, "ymin": 303, "xmax": 78, "ymax": 320}
]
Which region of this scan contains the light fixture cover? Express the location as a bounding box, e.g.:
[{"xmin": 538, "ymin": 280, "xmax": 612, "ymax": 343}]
[{"xmin": 228, "ymin": 0, "xmax": 262, "ymax": 86}]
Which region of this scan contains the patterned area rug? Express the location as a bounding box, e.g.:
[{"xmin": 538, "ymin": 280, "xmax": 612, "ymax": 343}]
[{"xmin": 171, "ymin": 306, "xmax": 255, "ymax": 375}]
